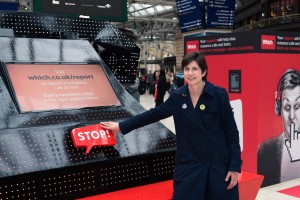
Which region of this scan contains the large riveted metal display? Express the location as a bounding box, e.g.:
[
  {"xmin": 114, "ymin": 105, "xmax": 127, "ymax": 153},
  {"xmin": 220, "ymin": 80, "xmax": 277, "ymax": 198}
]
[{"xmin": 0, "ymin": 12, "xmax": 176, "ymax": 200}]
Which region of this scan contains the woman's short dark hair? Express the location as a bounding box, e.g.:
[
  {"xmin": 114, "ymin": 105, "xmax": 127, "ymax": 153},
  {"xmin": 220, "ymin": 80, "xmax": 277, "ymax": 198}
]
[{"xmin": 181, "ymin": 51, "xmax": 208, "ymax": 81}]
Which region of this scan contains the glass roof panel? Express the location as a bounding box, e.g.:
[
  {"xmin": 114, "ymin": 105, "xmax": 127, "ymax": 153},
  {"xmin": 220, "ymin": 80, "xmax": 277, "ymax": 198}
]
[
  {"xmin": 147, "ymin": 7, "xmax": 155, "ymax": 14},
  {"xmin": 129, "ymin": 3, "xmax": 173, "ymax": 17},
  {"xmin": 138, "ymin": 10, "xmax": 147, "ymax": 16},
  {"xmin": 156, "ymin": 6, "xmax": 164, "ymax": 12},
  {"xmin": 128, "ymin": 6, "xmax": 135, "ymax": 13},
  {"xmin": 133, "ymin": 4, "xmax": 143, "ymax": 10}
]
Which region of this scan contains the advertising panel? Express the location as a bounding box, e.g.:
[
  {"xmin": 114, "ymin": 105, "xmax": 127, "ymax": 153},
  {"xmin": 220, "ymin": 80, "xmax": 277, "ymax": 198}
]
[{"xmin": 184, "ymin": 31, "xmax": 300, "ymax": 55}]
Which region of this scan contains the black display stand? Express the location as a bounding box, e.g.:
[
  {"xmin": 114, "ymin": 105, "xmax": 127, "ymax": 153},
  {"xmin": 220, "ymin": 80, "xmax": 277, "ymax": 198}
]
[{"xmin": 0, "ymin": 12, "xmax": 176, "ymax": 200}]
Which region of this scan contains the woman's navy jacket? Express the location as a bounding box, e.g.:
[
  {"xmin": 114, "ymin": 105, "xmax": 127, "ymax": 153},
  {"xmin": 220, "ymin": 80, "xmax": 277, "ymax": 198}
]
[{"xmin": 120, "ymin": 81, "xmax": 242, "ymax": 200}]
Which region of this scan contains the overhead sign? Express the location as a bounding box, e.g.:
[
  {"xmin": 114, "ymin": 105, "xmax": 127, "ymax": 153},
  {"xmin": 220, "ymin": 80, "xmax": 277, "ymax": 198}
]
[
  {"xmin": 0, "ymin": 2, "xmax": 18, "ymax": 11},
  {"xmin": 207, "ymin": 0, "xmax": 235, "ymax": 29},
  {"xmin": 33, "ymin": 0, "xmax": 127, "ymax": 21},
  {"xmin": 176, "ymin": 0, "xmax": 205, "ymax": 33}
]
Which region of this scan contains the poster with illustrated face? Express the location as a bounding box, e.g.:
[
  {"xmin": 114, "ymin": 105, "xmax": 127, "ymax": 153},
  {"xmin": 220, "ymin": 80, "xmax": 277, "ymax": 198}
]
[{"xmin": 257, "ymin": 69, "xmax": 300, "ymax": 186}]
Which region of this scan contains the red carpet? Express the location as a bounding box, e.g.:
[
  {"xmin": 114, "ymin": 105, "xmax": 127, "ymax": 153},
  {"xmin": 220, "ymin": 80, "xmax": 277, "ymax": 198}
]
[
  {"xmin": 78, "ymin": 171, "xmax": 263, "ymax": 200},
  {"xmin": 278, "ymin": 185, "xmax": 300, "ymax": 198}
]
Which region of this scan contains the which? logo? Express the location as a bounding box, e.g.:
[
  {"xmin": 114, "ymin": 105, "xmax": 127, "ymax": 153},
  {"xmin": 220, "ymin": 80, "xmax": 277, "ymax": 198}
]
[
  {"xmin": 261, "ymin": 35, "xmax": 276, "ymax": 50},
  {"xmin": 186, "ymin": 40, "xmax": 199, "ymax": 53},
  {"xmin": 262, "ymin": 40, "xmax": 274, "ymax": 45}
]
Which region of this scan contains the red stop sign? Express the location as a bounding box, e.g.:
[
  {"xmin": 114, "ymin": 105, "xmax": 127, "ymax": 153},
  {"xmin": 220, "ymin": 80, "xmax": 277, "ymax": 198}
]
[{"xmin": 71, "ymin": 124, "xmax": 116, "ymax": 155}]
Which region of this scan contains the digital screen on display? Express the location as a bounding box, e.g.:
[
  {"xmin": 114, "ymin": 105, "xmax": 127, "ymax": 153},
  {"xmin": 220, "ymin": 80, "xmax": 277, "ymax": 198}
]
[
  {"xmin": 4, "ymin": 63, "xmax": 121, "ymax": 113},
  {"xmin": 229, "ymin": 70, "xmax": 241, "ymax": 93}
]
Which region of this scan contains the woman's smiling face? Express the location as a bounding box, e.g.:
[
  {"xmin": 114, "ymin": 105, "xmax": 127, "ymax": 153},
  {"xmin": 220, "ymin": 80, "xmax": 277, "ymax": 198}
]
[{"xmin": 183, "ymin": 61, "xmax": 206, "ymax": 86}]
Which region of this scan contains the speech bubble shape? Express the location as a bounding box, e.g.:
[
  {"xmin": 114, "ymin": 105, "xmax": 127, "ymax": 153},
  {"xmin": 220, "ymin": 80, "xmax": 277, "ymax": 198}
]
[{"xmin": 71, "ymin": 124, "xmax": 116, "ymax": 155}]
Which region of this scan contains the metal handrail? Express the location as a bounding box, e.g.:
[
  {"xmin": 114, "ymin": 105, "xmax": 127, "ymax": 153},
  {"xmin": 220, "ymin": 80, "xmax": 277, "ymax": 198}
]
[{"xmin": 234, "ymin": 14, "xmax": 300, "ymax": 32}]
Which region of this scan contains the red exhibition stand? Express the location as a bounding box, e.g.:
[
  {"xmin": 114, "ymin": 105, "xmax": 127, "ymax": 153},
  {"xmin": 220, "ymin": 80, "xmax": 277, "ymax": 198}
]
[
  {"xmin": 185, "ymin": 31, "xmax": 300, "ymax": 187},
  {"xmin": 78, "ymin": 171, "xmax": 263, "ymax": 200},
  {"xmin": 238, "ymin": 171, "xmax": 264, "ymax": 200}
]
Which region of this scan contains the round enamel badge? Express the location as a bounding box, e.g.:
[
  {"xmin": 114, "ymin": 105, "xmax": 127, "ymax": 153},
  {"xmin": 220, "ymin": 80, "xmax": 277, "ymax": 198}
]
[{"xmin": 200, "ymin": 104, "xmax": 205, "ymax": 110}]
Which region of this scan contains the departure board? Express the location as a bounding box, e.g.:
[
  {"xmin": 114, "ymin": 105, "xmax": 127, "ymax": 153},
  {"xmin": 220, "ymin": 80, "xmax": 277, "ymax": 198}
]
[{"xmin": 207, "ymin": 0, "xmax": 235, "ymax": 29}]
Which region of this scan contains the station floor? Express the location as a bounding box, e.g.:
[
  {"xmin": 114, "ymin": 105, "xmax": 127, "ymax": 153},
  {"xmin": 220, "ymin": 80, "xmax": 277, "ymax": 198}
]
[{"xmin": 139, "ymin": 92, "xmax": 300, "ymax": 200}]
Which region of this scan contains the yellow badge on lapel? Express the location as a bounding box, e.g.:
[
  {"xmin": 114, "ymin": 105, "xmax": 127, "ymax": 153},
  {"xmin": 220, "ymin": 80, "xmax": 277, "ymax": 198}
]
[{"xmin": 200, "ymin": 104, "xmax": 205, "ymax": 110}]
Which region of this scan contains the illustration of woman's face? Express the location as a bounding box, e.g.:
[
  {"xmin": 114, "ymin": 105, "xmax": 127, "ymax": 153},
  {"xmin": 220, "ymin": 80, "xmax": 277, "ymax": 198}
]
[{"xmin": 281, "ymin": 86, "xmax": 300, "ymax": 139}]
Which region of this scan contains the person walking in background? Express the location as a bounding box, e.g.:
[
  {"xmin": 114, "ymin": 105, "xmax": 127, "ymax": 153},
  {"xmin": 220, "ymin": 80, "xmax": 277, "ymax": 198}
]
[
  {"xmin": 155, "ymin": 69, "xmax": 168, "ymax": 107},
  {"xmin": 138, "ymin": 73, "xmax": 147, "ymax": 96},
  {"xmin": 167, "ymin": 69, "xmax": 178, "ymax": 94},
  {"xmin": 126, "ymin": 75, "xmax": 140, "ymax": 102},
  {"xmin": 151, "ymin": 70, "xmax": 160, "ymax": 97},
  {"xmin": 166, "ymin": 70, "xmax": 172, "ymax": 91},
  {"xmin": 100, "ymin": 51, "xmax": 242, "ymax": 200},
  {"xmin": 146, "ymin": 70, "xmax": 153, "ymax": 94},
  {"xmin": 139, "ymin": 73, "xmax": 146, "ymax": 85}
]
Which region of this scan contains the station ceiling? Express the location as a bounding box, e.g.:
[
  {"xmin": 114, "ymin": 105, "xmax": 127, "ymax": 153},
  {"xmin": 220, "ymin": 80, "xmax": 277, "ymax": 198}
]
[
  {"xmin": 114, "ymin": 0, "xmax": 179, "ymax": 43},
  {"xmin": 114, "ymin": 0, "xmax": 244, "ymax": 43}
]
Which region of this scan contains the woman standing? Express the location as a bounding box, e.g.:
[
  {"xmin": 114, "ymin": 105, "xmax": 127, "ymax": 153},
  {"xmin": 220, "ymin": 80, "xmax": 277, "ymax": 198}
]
[
  {"xmin": 151, "ymin": 70, "xmax": 160, "ymax": 96},
  {"xmin": 101, "ymin": 51, "xmax": 242, "ymax": 200}
]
